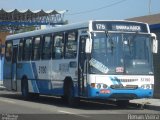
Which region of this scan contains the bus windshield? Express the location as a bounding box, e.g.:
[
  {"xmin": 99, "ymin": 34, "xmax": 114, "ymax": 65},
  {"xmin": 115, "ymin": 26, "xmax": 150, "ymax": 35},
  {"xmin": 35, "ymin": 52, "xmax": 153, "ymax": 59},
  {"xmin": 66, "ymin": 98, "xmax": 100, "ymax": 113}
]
[{"xmin": 89, "ymin": 32, "xmax": 153, "ymax": 75}]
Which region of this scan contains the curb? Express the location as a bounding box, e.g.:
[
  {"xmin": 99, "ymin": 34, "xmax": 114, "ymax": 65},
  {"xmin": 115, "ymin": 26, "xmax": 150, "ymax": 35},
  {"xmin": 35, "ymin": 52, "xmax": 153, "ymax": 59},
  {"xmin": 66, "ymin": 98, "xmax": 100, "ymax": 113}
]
[
  {"xmin": 129, "ymin": 103, "xmax": 144, "ymax": 109},
  {"xmin": 144, "ymin": 104, "xmax": 160, "ymax": 111},
  {"xmin": 130, "ymin": 102, "xmax": 160, "ymax": 111},
  {"xmin": 0, "ymin": 86, "xmax": 5, "ymax": 90}
]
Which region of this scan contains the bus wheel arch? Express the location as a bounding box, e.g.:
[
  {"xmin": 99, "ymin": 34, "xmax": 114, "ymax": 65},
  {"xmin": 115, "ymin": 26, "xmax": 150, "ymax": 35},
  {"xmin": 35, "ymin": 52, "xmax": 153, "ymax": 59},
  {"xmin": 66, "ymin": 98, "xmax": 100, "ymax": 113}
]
[{"xmin": 21, "ymin": 75, "xmax": 39, "ymax": 100}]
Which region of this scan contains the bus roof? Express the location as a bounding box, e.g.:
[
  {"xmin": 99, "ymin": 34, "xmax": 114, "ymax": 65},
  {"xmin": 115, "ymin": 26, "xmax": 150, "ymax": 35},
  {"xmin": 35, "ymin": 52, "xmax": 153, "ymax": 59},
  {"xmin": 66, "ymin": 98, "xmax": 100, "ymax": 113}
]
[
  {"xmin": 6, "ymin": 21, "xmax": 90, "ymax": 41},
  {"xmin": 6, "ymin": 20, "xmax": 149, "ymax": 41}
]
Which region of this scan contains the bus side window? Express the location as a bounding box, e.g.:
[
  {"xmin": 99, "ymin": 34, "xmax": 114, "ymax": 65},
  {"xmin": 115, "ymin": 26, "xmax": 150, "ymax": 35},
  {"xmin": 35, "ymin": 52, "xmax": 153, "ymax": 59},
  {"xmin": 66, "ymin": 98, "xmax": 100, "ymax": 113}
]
[
  {"xmin": 52, "ymin": 33, "xmax": 64, "ymax": 59},
  {"xmin": 18, "ymin": 39, "xmax": 23, "ymax": 61},
  {"xmin": 5, "ymin": 41, "xmax": 13, "ymax": 61},
  {"xmin": 23, "ymin": 38, "xmax": 32, "ymax": 61},
  {"xmin": 32, "ymin": 37, "xmax": 41, "ymax": 60},
  {"xmin": 41, "ymin": 35, "xmax": 52, "ymax": 60},
  {"xmin": 65, "ymin": 31, "xmax": 77, "ymax": 59}
]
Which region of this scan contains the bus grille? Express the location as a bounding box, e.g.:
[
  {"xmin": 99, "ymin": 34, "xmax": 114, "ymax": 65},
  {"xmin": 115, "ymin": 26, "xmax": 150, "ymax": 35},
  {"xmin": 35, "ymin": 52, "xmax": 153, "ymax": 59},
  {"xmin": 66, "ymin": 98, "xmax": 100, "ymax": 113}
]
[
  {"xmin": 118, "ymin": 79, "xmax": 138, "ymax": 82},
  {"xmin": 110, "ymin": 84, "xmax": 138, "ymax": 89}
]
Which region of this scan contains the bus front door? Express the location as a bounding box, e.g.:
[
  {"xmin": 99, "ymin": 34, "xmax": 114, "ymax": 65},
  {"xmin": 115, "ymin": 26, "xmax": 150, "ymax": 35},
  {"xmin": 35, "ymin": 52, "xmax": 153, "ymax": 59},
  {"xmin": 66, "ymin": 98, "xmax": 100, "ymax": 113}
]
[
  {"xmin": 11, "ymin": 45, "xmax": 18, "ymax": 91},
  {"xmin": 78, "ymin": 36, "xmax": 87, "ymax": 96}
]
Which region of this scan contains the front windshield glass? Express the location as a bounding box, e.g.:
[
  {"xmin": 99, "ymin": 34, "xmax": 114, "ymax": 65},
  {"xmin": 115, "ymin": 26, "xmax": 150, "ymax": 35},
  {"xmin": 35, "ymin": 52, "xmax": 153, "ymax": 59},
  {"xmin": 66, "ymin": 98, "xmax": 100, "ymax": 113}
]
[{"xmin": 89, "ymin": 32, "xmax": 153, "ymax": 75}]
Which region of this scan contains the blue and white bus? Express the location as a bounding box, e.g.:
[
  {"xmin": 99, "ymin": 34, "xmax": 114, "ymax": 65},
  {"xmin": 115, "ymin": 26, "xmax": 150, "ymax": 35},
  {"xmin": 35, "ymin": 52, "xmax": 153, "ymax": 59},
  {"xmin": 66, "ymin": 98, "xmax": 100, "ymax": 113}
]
[{"xmin": 3, "ymin": 20, "xmax": 158, "ymax": 106}]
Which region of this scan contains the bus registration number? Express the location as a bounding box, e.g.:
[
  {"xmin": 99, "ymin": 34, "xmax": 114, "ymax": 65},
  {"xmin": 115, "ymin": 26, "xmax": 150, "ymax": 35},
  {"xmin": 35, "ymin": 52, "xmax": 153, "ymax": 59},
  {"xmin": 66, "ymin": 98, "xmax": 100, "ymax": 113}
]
[{"xmin": 39, "ymin": 66, "xmax": 47, "ymax": 74}]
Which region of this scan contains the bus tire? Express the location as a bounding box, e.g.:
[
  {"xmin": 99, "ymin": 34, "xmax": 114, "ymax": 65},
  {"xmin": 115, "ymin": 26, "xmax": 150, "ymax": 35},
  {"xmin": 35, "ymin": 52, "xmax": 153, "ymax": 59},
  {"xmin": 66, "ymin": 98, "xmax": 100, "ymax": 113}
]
[
  {"xmin": 21, "ymin": 77, "xmax": 31, "ymax": 100},
  {"xmin": 67, "ymin": 82, "xmax": 79, "ymax": 107}
]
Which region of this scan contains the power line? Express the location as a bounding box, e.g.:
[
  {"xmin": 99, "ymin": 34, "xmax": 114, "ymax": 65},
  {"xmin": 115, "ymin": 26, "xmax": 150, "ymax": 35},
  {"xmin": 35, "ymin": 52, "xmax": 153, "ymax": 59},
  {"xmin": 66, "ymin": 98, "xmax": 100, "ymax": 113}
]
[
  {"xmin": 66, "ymin": 0, "xmax": 128, "ymax": 16},
  {"xmin": 148, "ymin": 0, "xmax": 151, "ymax": 15}
]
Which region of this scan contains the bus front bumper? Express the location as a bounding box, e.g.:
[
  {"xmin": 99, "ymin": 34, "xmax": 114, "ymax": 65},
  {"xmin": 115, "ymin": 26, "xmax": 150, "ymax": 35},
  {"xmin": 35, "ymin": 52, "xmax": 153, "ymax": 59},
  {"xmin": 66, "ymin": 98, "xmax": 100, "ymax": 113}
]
[{"xmin": 87, "ymin": 87, "xmax": 153, "ymax": 100}]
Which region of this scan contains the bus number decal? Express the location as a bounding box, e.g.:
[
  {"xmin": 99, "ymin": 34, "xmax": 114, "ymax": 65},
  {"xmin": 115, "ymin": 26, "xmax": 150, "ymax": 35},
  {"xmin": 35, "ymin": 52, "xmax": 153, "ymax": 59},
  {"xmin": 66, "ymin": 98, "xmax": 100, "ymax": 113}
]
[
  {"xmin": 39, "ymin": 66, "xmax": 47, "ymax": 74},
  {"xmin": 96, "ymin": 24, "xmax": 106, "ymax": 30}
]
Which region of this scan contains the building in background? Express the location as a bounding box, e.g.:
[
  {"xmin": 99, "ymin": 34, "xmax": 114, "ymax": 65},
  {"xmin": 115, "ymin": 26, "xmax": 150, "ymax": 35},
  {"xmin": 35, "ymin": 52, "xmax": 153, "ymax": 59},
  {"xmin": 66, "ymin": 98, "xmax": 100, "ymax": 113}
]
[
  {"xmin": 128, "ymin": 13, "xmax": 160, "ymax": 98},
  {"xmin": 0, "ymin": 9, "xmax": 67, "ymax": 88}
]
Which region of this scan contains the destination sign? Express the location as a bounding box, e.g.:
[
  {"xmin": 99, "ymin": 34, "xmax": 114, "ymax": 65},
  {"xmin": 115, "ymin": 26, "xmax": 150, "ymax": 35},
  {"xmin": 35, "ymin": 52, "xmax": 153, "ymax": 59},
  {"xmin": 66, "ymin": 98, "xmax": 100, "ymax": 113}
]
[
  {"xmin": 112, "ymin": 25, "xmax": 141, "ymax": 31},
  {"xmin": 92, "ymin": 21, "xmax": 148, "ymax": 33}
]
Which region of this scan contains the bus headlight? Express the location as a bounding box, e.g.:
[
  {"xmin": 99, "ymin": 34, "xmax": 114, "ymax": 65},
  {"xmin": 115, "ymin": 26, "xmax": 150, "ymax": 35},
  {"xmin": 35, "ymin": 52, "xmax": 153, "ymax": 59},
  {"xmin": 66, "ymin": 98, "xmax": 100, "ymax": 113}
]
[
  {"xmin": 103, "ymin": 84, "xmax": 108, "ymax": 89},
  {"xmin": 146, "ymin": 84, "xmax": 151, "ymax": 89},
  {"xmin": 141, "ymin": 84, "xmax": 152, "ymax": 89},
  {"xmin": 141, "ymin": 85, "xmax": 145, "ymax": 89},
  {"xmin": 97, "ymin": 84, "xmax": 101, "ymax": 89},
  {"xmin": 91, "ymin": 83, "xmax": 108, "ymax": 89}
]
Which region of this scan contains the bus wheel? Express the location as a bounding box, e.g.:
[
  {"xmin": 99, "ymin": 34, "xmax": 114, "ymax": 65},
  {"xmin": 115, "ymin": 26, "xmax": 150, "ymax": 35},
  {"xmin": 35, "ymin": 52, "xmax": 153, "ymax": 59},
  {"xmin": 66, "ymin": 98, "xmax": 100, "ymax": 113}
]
[
  {"xmin": 67, "ymin": 82, "xmax": 79, "ymax": 107},
  {"xmin": 116, "ymin": 100, "xmax": 129, "ymax": 108},
  {"xmin": 21, "ymin": 78, "xmax": 30, "ymax": 99}
]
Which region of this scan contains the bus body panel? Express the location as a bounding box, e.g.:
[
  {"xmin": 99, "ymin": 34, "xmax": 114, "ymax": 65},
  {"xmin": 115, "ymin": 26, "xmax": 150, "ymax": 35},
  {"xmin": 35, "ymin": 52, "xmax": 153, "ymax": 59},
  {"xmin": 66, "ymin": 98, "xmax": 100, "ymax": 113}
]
[{"xmin": 15, "ymin": 59, "xmax": 79, "ymax": 95}]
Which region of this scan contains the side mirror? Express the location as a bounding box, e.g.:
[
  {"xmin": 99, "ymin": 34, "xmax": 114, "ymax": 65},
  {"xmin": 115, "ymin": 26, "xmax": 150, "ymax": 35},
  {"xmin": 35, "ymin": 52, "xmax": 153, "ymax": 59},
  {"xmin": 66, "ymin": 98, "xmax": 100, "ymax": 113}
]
[
  {"xmin": 152, "ymin": 39, "xmax": 158, "ymax": 53},
  {"xmin": 151, "ymin": 33, "xmax": 158, "ymax": 53},
  {"xmin": 85, "ymin": 38, "xmax": 92, "ymax": 53}
]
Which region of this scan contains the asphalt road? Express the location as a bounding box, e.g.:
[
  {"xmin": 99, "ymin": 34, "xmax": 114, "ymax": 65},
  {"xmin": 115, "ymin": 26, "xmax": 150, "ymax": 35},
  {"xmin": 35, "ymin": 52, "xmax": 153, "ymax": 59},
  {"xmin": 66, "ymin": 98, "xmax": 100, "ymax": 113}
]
[{"xmin": 0, "ymin": 90, "xmax": 159, "ymax": 120}]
